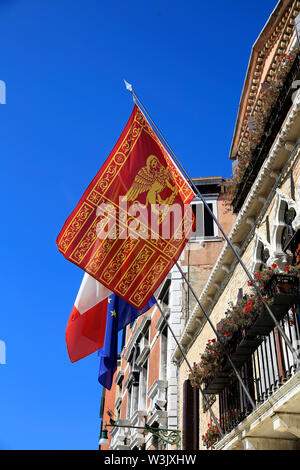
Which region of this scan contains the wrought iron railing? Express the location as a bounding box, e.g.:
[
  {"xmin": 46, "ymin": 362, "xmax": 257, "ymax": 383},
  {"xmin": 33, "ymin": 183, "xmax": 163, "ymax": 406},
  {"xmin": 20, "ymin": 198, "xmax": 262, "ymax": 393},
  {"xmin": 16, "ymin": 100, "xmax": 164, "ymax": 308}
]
[{"xmin": 219, "ymin": 310, "xmax": 300, "ymax": 435}]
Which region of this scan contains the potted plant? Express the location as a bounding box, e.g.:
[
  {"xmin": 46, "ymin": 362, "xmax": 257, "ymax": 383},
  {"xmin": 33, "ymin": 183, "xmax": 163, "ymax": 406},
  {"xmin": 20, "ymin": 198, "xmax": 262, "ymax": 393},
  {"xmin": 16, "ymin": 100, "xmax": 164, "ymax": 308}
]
[
  {"xmin": 251, "ymin": 263, "xmax": 300, "ymax": 296},
  {"xmin": 202, "ymin": 419, "xmax": 221, "ymax": 449}
]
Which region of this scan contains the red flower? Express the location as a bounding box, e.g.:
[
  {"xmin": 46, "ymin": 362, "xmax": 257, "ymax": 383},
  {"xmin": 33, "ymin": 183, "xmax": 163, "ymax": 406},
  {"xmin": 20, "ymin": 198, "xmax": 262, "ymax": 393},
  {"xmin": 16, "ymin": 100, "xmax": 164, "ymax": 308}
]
[
  {"xmin": 224, "ymin": 332, "xmax": 229, "ymax": 337},
  {"xmin": 272, "ymin": 263, "xmax": 277, "ymax": 269},
  {"xmin": 247, "ymin": 301, "xmax": 253, "ymax": 307},
  {"xmin": 292, "ymin": 307, "xmax": 297, "ymax": 314},
  {"xmin": 248, "ymin": 281, "xmax": 253, "ymax": 286},
  {"xmin": 285, "ymin": 265, "xmax": 290, "ymax": 272},
  {"xmin": 244, "ymin": 306, "xmax": 251, "ymax": 312}
]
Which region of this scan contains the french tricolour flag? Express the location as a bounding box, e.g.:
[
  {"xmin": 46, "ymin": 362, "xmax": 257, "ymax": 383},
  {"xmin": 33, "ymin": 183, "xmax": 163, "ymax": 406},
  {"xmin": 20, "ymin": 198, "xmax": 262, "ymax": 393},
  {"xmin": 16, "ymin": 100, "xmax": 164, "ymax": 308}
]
[{"xmin": 66, "ymin": 273, "xmax": 112, "ymax": 363}]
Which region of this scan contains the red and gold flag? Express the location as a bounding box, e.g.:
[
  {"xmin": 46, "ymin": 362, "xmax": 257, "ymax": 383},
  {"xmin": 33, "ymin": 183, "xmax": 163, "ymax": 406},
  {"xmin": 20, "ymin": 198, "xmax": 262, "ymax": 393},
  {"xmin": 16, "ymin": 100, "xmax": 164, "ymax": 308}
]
[{"xmin": 57, "ymin": 105, "xmax": 195, "ymax": 309}]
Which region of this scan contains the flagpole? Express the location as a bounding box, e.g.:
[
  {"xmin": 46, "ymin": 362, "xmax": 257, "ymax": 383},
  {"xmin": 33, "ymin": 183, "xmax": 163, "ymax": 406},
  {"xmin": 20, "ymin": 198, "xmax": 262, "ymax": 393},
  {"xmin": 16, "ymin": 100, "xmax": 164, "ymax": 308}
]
[
  {"xmin": 153, "ymin": 295, "xmax": 224, "ymax": 439},
  {"xmin": 124, "ymin": 80, "xmax": 300, "ymax": 363}
]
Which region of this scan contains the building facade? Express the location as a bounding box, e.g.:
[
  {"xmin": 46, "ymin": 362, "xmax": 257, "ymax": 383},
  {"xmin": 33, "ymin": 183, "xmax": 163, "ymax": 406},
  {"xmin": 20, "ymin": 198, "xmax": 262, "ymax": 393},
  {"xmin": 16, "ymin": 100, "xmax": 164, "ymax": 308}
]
[{"xmin": 175, "ymin": 0, "xmax": 300, "ymax": 451}]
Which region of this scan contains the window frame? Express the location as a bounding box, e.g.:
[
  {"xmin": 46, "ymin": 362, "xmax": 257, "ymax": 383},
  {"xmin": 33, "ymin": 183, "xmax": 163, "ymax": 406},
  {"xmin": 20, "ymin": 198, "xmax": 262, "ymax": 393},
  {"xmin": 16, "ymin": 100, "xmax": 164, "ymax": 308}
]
[{"xmin": 189, "ymin": 195, "xmax": 219, "ymax": 242}]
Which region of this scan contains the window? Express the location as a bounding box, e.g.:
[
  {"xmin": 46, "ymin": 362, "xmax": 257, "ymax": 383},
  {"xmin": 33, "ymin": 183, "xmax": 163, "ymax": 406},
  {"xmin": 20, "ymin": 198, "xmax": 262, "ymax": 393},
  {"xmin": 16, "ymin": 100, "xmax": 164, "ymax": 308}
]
[
  {"xmin": 131, "ymin": 379, "xmax": 139, "ymax": 416},
  {"xmin": 138, "ymin": 360, "xmax": 148, "ymax": 411},
  {"xmin": 190, "ymin": 197, "xmax": 218, "ymax": 240},
  {"xmin": 259, "ymin": 243, "xmax": 270, "ymax": 270},
  {"xmin": 281, "ymin": 204, "xmax": 296, "ymax": 257},
  {"xmin": 160, "ymin": 326, "xmax": 168, "ymax": 382},
  {"xmin": 126, "ymin": 387, "xmax": 131, "ymax": 419},
  {"xmin": 157, "ymin": 278, "xmax": 171, "ymax": 306},
  {"xmin": 252, "ymin": 237, "xmax": 270, "ymax": 273}
]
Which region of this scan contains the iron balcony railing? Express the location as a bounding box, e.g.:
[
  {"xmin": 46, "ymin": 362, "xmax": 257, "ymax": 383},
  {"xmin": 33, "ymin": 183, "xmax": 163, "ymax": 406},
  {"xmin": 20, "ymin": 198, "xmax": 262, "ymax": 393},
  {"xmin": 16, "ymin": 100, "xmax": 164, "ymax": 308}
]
[{"xmin": 219, "ymin": 310, "xmax": 300, "ymax": 435}]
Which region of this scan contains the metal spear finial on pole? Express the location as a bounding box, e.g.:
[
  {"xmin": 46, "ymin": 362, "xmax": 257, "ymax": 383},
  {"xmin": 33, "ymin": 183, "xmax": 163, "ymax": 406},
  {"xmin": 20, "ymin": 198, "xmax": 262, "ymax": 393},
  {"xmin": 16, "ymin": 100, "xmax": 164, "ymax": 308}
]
[{"xmin": 124, "ymin": 79, "xmax": 137, "ymax": 104}]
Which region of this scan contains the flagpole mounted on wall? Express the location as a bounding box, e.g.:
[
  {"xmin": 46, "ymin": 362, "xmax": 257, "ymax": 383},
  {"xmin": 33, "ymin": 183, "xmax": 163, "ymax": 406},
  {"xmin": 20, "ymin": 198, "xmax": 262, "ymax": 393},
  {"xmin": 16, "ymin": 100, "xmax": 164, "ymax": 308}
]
[
  {"xmin": 122, "ymin": 79, "xmax": 255, "ymax": 413},
  {"xmin": 123, "ymin": 81, "xmax": 300, "ymax": 364}
]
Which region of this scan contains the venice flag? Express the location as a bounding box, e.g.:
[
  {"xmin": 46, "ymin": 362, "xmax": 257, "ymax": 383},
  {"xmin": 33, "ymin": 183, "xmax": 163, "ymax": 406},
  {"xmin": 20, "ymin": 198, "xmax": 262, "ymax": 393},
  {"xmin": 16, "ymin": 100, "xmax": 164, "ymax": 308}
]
[{"xmin": 57, "ymin": 105, "xmax": 195, "ymax": 309}]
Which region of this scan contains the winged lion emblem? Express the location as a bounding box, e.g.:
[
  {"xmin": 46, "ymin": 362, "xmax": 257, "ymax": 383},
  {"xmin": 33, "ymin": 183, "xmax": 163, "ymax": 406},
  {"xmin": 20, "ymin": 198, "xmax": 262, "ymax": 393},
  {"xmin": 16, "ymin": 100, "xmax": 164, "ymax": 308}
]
[{"xmin": 123, "ymin": 155, "xmax": 178, "ymax": 211}]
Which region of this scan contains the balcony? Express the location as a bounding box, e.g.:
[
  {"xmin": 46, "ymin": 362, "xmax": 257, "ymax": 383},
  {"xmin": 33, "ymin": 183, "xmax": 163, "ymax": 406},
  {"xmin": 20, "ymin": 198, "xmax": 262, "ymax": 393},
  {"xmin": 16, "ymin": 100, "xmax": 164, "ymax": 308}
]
[
  {"xmin": 128, "ymin": 410, "xmax": 147, "ymax": 450},
  {"xmin": 147, "ymin": 380, "xmax": 168, "ymax": 428},
  {"xmin": 232, "ymin": 51, "xmax": 300, "ymax": 213},
  {"xmin": 213, "ymin": 309, "xmax": 300, "ymax": 450},
  {"xmin": 110, "ymin": 419, "xmax": 131, "ymax": 450},
  {"xmin": 204, "ymin": 274, "xmax": 300, "ymax": 394}
]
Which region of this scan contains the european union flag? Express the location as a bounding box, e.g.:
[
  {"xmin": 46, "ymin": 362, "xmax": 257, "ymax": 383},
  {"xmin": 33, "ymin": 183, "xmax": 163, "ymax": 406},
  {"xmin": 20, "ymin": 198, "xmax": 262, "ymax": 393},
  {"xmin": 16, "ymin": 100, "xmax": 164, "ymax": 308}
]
[{"xmin": 98, "ymin": 294, "xmax": 156, "ymax": 390}]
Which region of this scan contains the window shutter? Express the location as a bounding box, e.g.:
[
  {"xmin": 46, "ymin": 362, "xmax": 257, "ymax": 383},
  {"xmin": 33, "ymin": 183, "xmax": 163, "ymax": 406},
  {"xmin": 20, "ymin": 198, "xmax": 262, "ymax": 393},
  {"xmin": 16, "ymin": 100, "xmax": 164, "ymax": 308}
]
[
  {"xmin": 295, "ymin": 13, "xmax": 300, "ymax": 45},
  {"xmin": 182, "ymin": 380, "xmax": 199, "ymax": 450}
]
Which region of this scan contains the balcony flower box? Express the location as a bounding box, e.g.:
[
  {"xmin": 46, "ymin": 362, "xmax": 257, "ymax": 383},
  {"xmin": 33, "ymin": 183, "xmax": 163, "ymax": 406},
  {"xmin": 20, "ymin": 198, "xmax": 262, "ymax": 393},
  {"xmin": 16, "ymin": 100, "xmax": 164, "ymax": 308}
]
[
  {"xmin": 189, "ymin": 267, "xmax": 300, "ymax": 395},
  {"xmin": 264, "ymin": 273, "xmax": 300, "ymax": 296}
]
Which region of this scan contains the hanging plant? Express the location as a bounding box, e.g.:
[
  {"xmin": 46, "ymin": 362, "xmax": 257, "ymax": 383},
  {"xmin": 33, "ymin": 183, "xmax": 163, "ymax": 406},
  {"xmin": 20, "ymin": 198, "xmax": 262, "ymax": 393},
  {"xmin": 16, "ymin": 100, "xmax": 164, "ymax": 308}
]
[
  {"xmin": 189, "ymin": 265, "xmax": 300, "ymax": 388},
  {"xmin": 249, "ymin": 263, "xmax": 300, "ymax": 292},
  {"xmin": 202, "ymin": 419, "xmax": 221, "ymax": 449},
  {"xmin": 224, "ymin": 50, "xmax": 299, "ymax": 208},
  {"xmin": 188, "ymin": 292, "xmax": 267, "ymax": 386}
]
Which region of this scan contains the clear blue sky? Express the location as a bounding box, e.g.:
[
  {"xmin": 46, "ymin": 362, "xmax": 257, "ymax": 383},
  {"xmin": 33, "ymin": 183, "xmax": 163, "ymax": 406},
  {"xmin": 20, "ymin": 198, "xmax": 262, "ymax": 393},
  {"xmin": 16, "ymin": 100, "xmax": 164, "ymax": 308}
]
[{"xmin": 0, "ymin": 0, "xmax": 277, "ymax": 450}]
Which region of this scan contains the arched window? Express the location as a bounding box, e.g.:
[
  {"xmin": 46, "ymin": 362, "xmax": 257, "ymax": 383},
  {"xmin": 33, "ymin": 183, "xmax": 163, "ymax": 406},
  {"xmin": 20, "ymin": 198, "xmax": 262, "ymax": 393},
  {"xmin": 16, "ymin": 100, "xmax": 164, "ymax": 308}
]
[
  {"xmin": 259, "ymin": 243, "xmax": 270, "ymax": 270},
  {"xmin": 251, "ymin": 235, "xmax": 271, "ymax": 273},
  {"xmin": 281, "ymin": 205, "xmax": 296, "ymax": 256}
]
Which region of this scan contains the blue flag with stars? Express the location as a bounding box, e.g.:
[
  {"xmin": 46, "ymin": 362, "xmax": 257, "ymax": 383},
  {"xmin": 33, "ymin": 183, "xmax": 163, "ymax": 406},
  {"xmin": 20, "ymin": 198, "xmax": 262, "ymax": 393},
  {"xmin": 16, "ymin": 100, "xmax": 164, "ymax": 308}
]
[{"xmin": 98, "ymin": 294, "xmax": 156, "ymax": 390}]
